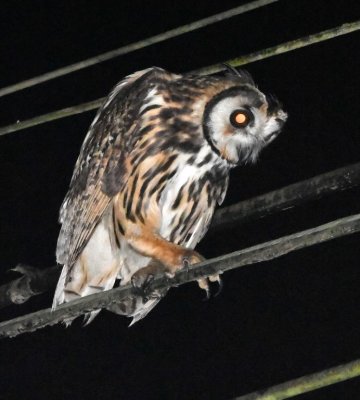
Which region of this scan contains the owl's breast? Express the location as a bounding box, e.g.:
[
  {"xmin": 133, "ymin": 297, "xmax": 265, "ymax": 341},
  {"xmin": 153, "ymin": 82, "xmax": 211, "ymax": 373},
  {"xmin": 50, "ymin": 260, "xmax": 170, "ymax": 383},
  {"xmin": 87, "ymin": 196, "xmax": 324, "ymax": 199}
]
[{"xmin": 159, "ymin": 147, "xmax": 229, "ymax": 248}]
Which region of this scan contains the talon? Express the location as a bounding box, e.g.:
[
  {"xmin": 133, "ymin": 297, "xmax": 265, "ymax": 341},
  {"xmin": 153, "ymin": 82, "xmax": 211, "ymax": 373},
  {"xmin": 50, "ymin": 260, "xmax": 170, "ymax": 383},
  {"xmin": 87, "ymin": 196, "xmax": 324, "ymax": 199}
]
[
  {"xmin": 202, "ymin": 286, "xmax": 211, "ymax": 302},
  {"xmin": 209, "ymin": 274, "xmax": 223, "ymax": 297},
  {"xmin": 197, "ymin": 278, "xmax": 211, "ymax": 301},
  {"xmin": 213, "ymin": 276, "xmax": 223, "ymax": 297}
]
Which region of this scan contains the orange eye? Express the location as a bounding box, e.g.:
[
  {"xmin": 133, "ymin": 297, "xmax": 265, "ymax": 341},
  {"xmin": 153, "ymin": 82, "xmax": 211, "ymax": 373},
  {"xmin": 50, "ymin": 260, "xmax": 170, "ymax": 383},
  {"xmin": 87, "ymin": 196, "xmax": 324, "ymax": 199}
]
[
  {"xmin": 230, "ymin": 109, "xmax": 253, "ymax": 128},
  {"xmin": 235, "ymin": 113, "xmax": 247, "ymax": 124}
]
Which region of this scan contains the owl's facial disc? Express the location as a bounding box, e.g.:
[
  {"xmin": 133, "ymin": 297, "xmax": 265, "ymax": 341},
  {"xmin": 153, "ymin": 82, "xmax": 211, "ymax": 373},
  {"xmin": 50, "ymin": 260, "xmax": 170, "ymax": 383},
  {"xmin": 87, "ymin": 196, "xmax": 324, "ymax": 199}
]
[{"xmin": 203, "ymin": 86, "xmax": 287, "ymax": 165}]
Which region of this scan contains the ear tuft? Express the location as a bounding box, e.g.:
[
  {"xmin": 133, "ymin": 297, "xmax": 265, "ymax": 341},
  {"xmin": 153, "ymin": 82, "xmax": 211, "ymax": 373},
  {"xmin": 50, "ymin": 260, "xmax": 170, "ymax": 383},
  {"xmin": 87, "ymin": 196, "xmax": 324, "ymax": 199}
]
[{"xmin": 222, "ymin": 64, "xmax": 255, "ymax": 86}]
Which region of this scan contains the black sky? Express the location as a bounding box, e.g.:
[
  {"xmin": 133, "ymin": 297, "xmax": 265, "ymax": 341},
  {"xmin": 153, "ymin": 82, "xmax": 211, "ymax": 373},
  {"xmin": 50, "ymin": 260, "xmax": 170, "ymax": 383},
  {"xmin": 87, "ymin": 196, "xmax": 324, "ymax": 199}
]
[{"xmin": 0, "ymin": 1, "xmax": 360, "ymax": 399}]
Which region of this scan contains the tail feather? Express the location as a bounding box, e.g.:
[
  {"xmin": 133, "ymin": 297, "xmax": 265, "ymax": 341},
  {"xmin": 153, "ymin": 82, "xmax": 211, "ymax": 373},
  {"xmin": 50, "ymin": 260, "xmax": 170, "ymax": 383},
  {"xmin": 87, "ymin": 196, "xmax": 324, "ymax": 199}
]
[
  {"xmin": 106, "ymin": 288, "xmax": 167, "ymax": 326},
  {"xmin": 52, "ymin": 264, "xmax": 68, "ymax": 311},
  {"xmin": 52, "ymin": 217, "xmax": 166, "ymax": 325}
]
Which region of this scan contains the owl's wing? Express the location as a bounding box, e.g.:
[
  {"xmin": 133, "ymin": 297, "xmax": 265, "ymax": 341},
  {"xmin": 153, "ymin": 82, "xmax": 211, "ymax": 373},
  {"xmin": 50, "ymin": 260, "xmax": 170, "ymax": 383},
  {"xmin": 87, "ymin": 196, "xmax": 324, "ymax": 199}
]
[{"xmin": 56, "ymin": 67, "xmax": 175, "ymax": 268}]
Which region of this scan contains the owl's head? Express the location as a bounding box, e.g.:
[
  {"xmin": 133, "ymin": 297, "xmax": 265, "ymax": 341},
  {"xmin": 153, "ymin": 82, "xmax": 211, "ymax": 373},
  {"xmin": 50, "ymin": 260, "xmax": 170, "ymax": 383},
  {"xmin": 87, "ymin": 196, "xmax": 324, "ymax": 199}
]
[{"xmin": 203, "ymin": 73, "xmax": 287, "ymax": 165}]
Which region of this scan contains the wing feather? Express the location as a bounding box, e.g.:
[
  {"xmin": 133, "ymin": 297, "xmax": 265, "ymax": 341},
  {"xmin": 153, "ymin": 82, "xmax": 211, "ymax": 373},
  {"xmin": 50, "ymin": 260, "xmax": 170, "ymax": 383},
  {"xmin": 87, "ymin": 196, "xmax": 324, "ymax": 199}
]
[{"xmin": 56, "ymin": 67, "xmax": 176, "ymax": 267}]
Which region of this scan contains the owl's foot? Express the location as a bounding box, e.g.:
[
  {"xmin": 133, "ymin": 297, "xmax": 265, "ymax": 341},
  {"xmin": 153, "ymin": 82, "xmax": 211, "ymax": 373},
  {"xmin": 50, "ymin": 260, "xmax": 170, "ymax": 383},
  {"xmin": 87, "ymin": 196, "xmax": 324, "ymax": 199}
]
[
  {"xmin": 197, "ymin": 274, "xmax": 223, "ymax": 300},
  {"xmin": 131, "ymin": 272, "xmax": 154, "ymax": 300},
  {"xmin": 165, "ymin": 249, "xmax": 205, "ymax": 277},
  {"xmin": 131, "ymin": 261, "xmax": 164, "ymax": 302}
]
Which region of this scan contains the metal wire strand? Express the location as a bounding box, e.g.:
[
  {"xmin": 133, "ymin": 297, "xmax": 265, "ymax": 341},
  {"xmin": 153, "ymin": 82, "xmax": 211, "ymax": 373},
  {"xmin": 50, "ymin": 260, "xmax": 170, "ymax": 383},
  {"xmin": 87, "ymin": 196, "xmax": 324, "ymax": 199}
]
[
  {"xmin": 0, "ymin": 20, "xmax": 358, "ymax": 137},
  {"xmin": 0, "ymin": 0, "xmax": 278, "ymax": 98}
]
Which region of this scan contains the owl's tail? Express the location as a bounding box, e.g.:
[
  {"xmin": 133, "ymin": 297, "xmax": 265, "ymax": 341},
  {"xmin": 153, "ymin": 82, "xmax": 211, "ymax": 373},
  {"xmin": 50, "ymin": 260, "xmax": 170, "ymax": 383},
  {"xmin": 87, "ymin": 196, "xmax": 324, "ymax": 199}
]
[
  {"xmin": 52, "ymin": 264, "xmax": 67, "ymax": 310},
  {"xmin": 52, "ymin": 215, "xmax": 168, "ymax": 325},
  {"xmin": 106, "ymin": 287, "xmax": 167, "ymax": 326},
  {"xmin": 52, "ymin": 216, "xmax": 122, "ymax": 325},
  {"xmin": 52, "ymin": 261, "xmax": 117, "ymax": 326},
  {"xmin": 52, "ymin": 262, "xmax": 166, "ymax": 326}
]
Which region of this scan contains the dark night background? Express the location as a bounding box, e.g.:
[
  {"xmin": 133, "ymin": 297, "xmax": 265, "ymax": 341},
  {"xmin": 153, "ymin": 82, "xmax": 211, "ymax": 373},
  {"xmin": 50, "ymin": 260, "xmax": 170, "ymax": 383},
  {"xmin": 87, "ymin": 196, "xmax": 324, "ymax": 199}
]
[{"xmin": 0, "ymin": 1, "xmax": 360, "ymax": 399}]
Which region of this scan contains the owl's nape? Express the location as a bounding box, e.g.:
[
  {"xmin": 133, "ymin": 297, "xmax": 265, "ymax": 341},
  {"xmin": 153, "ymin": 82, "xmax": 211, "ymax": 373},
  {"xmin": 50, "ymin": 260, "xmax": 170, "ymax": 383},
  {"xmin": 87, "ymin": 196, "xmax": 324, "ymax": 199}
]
[{"xmin": 53, "ymin": 66, "xmax": 286, "ymax": 325}]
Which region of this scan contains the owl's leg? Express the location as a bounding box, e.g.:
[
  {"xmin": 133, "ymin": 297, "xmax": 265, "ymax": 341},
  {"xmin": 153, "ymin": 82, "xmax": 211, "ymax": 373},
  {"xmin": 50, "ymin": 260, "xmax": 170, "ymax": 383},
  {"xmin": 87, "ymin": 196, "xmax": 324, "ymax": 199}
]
[
  {"xmin": 126, "ymin": 227, "xmax": 224, "ymax": 300},
  {"xmin": 127, "ymin": 228, "xmax": 204, "ymax": 277},
  {"xmin": 128, "ymin": 228, "xmax": 223, "ymax": 299}
]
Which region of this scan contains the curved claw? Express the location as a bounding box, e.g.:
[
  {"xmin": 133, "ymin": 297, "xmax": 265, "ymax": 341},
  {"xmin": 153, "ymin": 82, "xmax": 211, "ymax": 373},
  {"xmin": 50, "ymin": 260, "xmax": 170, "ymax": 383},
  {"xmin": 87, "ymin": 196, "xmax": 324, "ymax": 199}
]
[
  {"xmin": 197, "ymin": 277, "xmax": 211, "ymax": 301},
  {"xmin": 213, "ymin": 276, "xmax": 223, "ymax": 297},
  {"xmin": 202, "ymin": 286, "xmax": 211, "ymax": 302}
]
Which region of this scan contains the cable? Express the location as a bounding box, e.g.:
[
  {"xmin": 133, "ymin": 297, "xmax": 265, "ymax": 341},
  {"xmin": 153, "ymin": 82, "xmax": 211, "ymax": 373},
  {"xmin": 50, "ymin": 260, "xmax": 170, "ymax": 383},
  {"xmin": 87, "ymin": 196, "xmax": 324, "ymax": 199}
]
[
  {"xmin": 0, "ymin": 98, "xmax": 105, "ymax": 136},
  {"xmin": 1, "ymin": 212, "xmax": 360, "ymax": 337},
  {"xmin": 233, "ymin": 358, "xmax": 360, "ymax": 400},
  {"xmin": 0, "ymin": 0, "xmax": 278, "ymax": 98},
  {"xmin": 0, "ymin": 20, "xmax": 358, "ymax": 137},
  {"xmin": 195, "ymin": 20, "xmax": 360, "ymax": 75},
  {"xmin": 2, "ymin": 161, "xmax": 360, "ymax": 310}
]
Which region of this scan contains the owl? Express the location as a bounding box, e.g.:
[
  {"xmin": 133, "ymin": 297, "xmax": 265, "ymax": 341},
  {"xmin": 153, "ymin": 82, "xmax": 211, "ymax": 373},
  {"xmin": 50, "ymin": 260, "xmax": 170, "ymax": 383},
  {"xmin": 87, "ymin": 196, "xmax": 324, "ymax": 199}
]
[{"xmin": 53, "ymin": 66, "xmax": 287, "ymax": 325}]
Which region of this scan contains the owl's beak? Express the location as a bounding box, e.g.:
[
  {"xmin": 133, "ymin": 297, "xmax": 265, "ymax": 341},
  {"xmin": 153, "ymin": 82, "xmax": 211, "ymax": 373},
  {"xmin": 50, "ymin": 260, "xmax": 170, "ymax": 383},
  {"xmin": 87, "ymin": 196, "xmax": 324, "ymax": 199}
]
[
  {"xmin": 265, "ymin": 110, "xmax": 287, "ymax": 143},
  {"xmin": 275, "ymin": 117, "xmax": 286, "ymax": 129},
  {"xmin": 265, "ymin": 94, "xmax": 282, "ymax": 115}
]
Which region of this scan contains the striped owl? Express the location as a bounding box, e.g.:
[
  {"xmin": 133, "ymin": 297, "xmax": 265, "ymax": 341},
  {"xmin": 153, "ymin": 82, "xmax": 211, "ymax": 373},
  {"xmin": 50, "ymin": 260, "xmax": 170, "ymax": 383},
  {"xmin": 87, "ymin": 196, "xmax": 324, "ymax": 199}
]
[{"xmin": 53, "ymin": 66, "xmax": 287, "ymax": 325}]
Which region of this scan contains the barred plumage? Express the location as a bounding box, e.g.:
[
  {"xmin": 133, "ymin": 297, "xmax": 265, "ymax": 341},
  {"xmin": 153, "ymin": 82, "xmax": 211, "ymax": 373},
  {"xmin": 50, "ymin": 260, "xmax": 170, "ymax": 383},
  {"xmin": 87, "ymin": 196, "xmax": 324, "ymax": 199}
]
[{"xmin": 53, "ymin": 67, "xmax": 287, "ymax": 324}]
